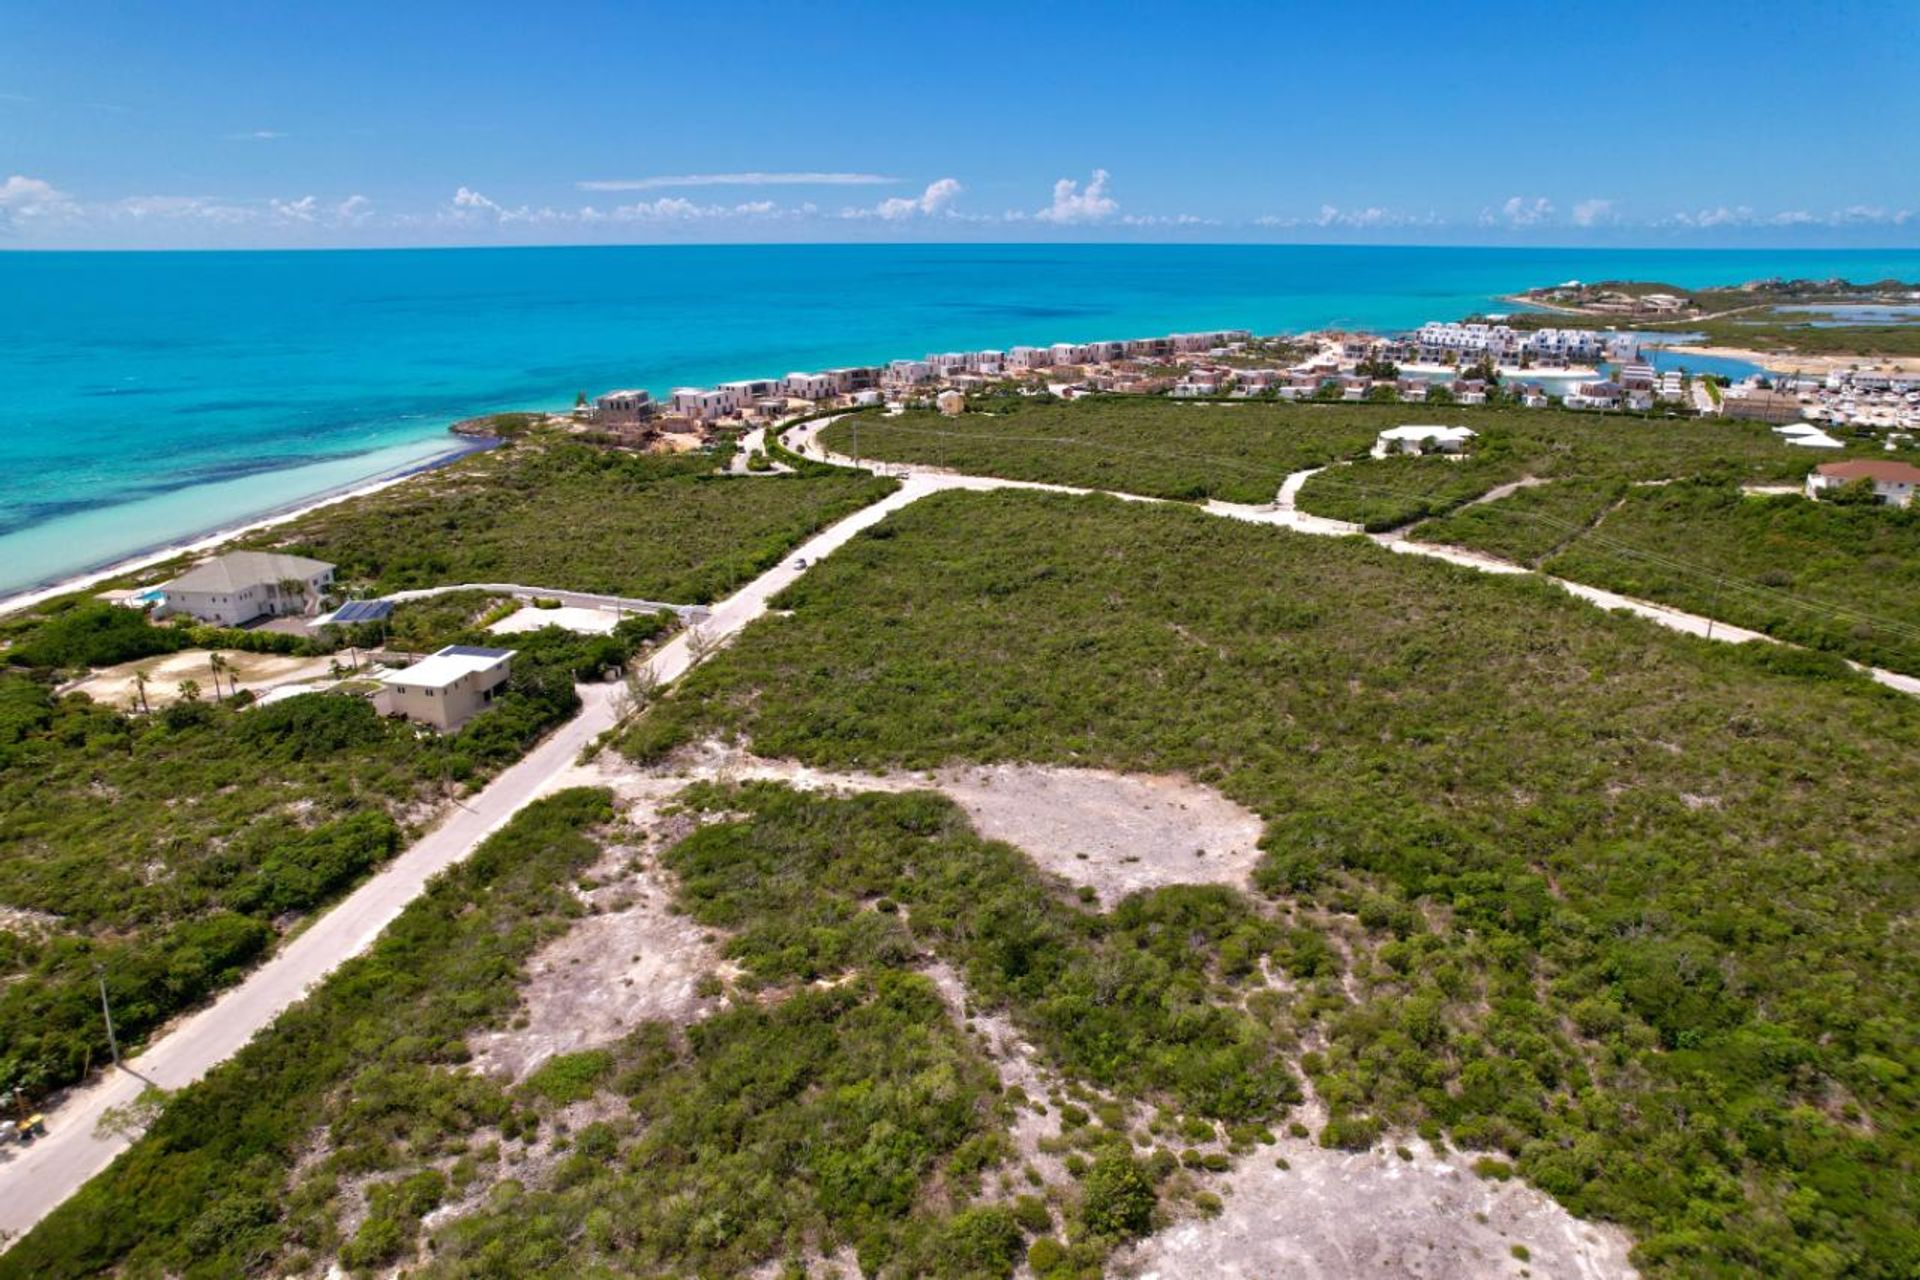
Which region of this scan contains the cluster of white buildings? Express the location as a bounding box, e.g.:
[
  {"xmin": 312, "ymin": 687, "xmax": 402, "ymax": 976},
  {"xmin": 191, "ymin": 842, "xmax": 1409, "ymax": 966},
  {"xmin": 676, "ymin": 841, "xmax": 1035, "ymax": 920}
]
[
  {"xmin": 1412, "ymin": 322, "xmax": 1641, "ymax": 367},
  {"xmin": 1797, "ymin": 369, "xmax": 1920, "ymax": 433}
]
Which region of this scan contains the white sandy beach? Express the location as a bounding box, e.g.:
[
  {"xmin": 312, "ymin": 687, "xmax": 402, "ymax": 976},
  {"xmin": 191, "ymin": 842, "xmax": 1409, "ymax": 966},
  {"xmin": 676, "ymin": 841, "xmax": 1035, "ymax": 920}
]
[
  {"xmin": 1661, "ymin": 343, "xmax": 1920, "ymax": 375},
  {"xmin": 0, "ymin": 440, "xmax": 493, "ymax": 620}
]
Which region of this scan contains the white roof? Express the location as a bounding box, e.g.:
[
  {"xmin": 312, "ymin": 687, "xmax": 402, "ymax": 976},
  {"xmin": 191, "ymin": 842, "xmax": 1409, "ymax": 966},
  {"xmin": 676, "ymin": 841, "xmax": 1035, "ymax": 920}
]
[
  {"xmin": 379, "ymin": 645, "xmax": 514, "ymax": 690},
  {"xmin": 1786, "ymin": 432, "xmax": 1844, "ymax": 449},
  {"xmin": 165, "ymin": 550, "xmax": 333, "ymax": 594},
  {"xmin": 1379, "ymin": 425, "xmax": 1476, "ymax": 443}
]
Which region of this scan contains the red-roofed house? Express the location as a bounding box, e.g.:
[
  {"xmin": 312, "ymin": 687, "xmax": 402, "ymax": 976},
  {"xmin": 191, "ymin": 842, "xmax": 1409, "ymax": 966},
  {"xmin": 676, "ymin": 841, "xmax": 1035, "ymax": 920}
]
[{"xmin": 1806, "ymin": 459, "xmax": 1920, "ymax": 507}]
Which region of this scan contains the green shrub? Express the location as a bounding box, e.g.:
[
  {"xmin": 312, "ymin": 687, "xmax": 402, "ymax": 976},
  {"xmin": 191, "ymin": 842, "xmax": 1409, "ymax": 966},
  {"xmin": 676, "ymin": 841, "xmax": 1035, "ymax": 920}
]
[
  {"xmin": 1079, "ymin": 1152, "xmax": 1156, "ymax": 1240},
  {"xmin": 520, "ymin": 1050, "xmax": 613, "ymax": 1104}
]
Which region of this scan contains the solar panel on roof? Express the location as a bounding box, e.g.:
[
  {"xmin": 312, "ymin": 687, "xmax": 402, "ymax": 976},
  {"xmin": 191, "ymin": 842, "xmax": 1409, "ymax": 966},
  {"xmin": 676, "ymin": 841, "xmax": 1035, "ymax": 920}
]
[
  {"xmin": 441, "ymin": 644, "xmax": 513, "ymax": 658},
  {"xmin": 331, "ymin": 599, "xmax": 394, "ymax": 623}
]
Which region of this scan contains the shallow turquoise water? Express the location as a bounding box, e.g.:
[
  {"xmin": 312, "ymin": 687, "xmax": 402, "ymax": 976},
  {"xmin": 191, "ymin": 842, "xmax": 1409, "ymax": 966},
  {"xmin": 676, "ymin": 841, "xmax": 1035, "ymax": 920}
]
[{"xmin": 5, "ymin": 243, "xmax": 1920, "ymax": 595}]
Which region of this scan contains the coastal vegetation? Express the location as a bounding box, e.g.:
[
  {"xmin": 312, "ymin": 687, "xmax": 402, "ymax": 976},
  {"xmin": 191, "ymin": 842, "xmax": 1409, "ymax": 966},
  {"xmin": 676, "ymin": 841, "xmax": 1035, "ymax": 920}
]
[
  {"xmin": 258, "ymin": 435, "xmax": 896, "ymax": 604},
  {"xmin": 0, "ymin": 789, "xmax": 620, "ymax": 1280},
  {"xmin": 817, "ymin": 397, "xmax": 1385, "ymax": 503},
  {"xmin": 1417, "ymin": 478, "xmax": 1920, "ymax": 674},
  {"xmin": 621, "ymin": 488, "xmax": 1920, "ymax": 1277},
  {"xmin": 0, "ymin": 612, "xmax": 668, "ymax": 1104},
  {"xmin": 2, "ymin": 780, "xmax": 1236, "ymax": 1279},
  {"xmin": 1292, "ymin": 413, "xmax": 1851, "ymax": 530},
  {"xmin": 814, "ymin": 397, "xmax": 1845, "ymax": 530}
]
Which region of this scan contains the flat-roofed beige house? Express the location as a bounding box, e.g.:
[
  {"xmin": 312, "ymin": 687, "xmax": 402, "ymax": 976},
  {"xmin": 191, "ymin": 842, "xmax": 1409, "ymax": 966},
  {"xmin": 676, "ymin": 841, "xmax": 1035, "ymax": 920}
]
[
  {"xmin": 159, "ymin": 551, "xmax": 335, "ymax": 626},
  {"xmin": 376, "ymin": 645, "xmax": 515, "ymax": 731}
]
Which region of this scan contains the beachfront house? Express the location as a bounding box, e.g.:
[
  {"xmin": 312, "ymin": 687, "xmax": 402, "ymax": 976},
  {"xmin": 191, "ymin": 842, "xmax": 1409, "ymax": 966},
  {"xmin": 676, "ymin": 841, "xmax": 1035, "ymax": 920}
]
[
  {"xmin": 1807, "ymin": 459, "xmax": 1920, "ymax": 504},
  {"xmin": 376, "ymin": 645, "xmax": 515, "ymax": 731},
  {"xmin": 782, "ymin": 372, "xmax": 835, "ymax": 401},
  {"xmin": 1375, "ymin": 425, "xmax": 1476, "ymax": 457},
  {"xmin": 158, "ymin": 550, "xmax": 335, "ymax": 627},
  {"xmin": 670, "ymin": 387, "xmax": 734, "ymax": 422},
  {"xmin": 590, "ymin": 389, "xmax": 655, "ymax": 428}
]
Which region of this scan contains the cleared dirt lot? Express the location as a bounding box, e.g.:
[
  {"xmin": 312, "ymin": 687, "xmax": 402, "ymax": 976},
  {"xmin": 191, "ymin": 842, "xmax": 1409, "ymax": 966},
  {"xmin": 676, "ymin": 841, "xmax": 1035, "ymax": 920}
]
[
  {"xmin": 63, "ymin": 649, "xmax": 339, "ymax": 709},
  {"xmin": 1114, "ymin": 1135, "xmax": 1636, "ymax": 1280},
  {"xmin": 594, "ymin": 742, "xmax": 1267, "ymax": 907},
  {"xmin": 487, "ymin": 604, "xmax": 621, "ymax": 636},
  {"xmin": 466, "ymin": 814, "xmax": 720, "ymax": 1084}
]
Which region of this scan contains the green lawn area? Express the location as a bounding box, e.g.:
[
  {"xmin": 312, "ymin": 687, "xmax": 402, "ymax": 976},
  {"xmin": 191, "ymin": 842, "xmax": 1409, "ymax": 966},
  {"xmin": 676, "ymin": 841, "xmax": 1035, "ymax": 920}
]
[
  {"xmin": 622, "ymin": 487, "xmax": 1920, "ymax": 1277},
  {"xmin": 818, "ymin": 397, "xmax": 1386, "ymax": 503},
  {"xmin": 257, "ymin": 436, "xmax": 897, "ymax": 604}
]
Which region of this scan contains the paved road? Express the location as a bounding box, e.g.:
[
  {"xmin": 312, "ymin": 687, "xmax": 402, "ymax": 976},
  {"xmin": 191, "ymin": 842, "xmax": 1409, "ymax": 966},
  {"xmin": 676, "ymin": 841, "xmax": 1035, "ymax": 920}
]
[{"xmin": 0, "ymin": 477, "xmax": 932, "ymax": 1243}]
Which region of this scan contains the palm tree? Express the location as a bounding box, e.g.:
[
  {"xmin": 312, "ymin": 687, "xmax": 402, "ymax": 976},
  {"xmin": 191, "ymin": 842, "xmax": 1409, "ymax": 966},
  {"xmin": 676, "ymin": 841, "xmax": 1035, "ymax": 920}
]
[
  {"xmin": 132, "ymin": 670, "xmax": 151, "ymax": 715},
  {"xmin": 177, "ymin": 679, "xmax": 202, "ymax": 703},
  {"xmin": 208, "ymin": 653, "xmax": 231, "ymax": 699}
]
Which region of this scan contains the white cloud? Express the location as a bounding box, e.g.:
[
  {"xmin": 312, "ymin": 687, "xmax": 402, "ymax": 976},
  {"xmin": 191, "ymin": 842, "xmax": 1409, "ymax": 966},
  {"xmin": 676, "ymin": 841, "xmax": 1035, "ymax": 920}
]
[
  {"xmin": 609, "ymin": 196, "xmax": 782, "ymax": 222},
  {"xmin": 578, "ymin": 172, "xmax": 896, "ymax": 192},
  {"xmin": 1571, "ymin": 198, "xmax": 1616, "ymax": 227},
  {"xmin": 336, "ymin": 194, "xmax": 372, "ymax": 223},
  {"xmin": 1485, "ymin": 195, "xmax": 1555, "ymax": 227},
  {"xmin": 0, "ymin": 174, "xmax": 68, "ymax": 209},
  {"xmin": 271, "ymin": 195, "xmax": 318, "ymax": 222},
  {"xmin": 227, "ymin": 129, "xmax": 286, "ymax": 141},
  {"xmin": 1662, "ymin": 204, "xmax": 1913, "ymax": 230},
  {"xmin": 115, "ymin": 195, "xmax": 259, "ymax": 225},
  {"xmin": 451, "ymin": 186, "xmax": 502, "ymax": 213},
  {"xmin": 1036, "ymin": 169, "xmax": 1117, "ymax": 224},
  {"xmin": 862, "ymin": 177, "xmax": 963, "ymax": 220},
  {"xmin": 1120, "ymin": 212, "xmax": 1215, "ymax": 227}
]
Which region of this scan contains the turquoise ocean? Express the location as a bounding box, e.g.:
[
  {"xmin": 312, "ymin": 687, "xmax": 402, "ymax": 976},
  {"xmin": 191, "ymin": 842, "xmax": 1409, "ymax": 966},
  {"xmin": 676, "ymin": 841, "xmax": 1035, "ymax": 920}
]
[{"xmin": 5, "ymin": 243, "xmax": 1920, "ymax": 597}]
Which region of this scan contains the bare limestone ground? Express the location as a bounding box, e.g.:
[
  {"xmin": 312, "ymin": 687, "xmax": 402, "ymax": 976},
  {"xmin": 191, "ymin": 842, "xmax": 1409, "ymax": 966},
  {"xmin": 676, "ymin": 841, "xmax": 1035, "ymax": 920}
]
[
  {"xmin": 590, "ymin": 740, "xmax": 1267, "ymax": 906},
  {"xmin": 1112, "ymin": 1128, "xmax": 1636, "ymax": 1280},
  {"xmin": 466, "ymin": 813, "xmax": 719, "ymax": 1083},
  {"xmin": 462, "ymin": 746, "xmax": 1639, "ymax": 1279}
]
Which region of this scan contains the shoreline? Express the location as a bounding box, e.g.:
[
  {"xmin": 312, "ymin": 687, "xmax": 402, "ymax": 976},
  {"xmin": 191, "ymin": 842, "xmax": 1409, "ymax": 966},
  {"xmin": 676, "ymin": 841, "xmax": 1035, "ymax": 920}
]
[
  {"xmin": 0, "ymin": 435, "xmax": 499, "ymax": 620},
  {"xmin": 1659, "ymin": 343, "xmax": 1920, "ymax": 375}
]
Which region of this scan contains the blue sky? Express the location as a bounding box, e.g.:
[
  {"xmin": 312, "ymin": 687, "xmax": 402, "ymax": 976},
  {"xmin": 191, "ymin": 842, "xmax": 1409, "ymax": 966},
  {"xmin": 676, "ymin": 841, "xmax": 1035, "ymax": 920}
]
[{"xmin": 2, "ymin": 0, "xmax": 1915, "ymax": 249}]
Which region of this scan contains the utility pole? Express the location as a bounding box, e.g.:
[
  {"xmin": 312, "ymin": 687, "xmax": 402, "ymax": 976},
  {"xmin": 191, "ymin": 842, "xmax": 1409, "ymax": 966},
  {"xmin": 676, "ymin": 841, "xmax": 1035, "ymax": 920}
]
[{"xmin": 97, "ymin": 965, "xmax": 122, "ymax": 1072}]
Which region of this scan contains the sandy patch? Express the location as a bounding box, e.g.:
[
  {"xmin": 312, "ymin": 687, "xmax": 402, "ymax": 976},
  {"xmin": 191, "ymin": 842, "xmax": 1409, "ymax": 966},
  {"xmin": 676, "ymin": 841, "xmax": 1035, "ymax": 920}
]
[
  {"xmin": 466, "ymin": 819, "xmax": 720, "ymax": 1083},
  {"xmin": 585, "ymin": 744, "xmax": 1267, "ymax": 908},
  {"xmin": 932, "ymin": 765, "xmax": 1264, "ymax": 906},
  {"xmin": 922, "ymin": 960, "xmax": 1080, "ymax": 1185},
  {"xmin": 488, "ymin": 604, "xmax": 620, "ymax": 636},
  {"xmin": 65, "ymin": 649, "xmax": 340, "ymax": 710},
  {"xmin": 1113, "ymin": 1139, "xmax": 1636, "ymax": 1280}
]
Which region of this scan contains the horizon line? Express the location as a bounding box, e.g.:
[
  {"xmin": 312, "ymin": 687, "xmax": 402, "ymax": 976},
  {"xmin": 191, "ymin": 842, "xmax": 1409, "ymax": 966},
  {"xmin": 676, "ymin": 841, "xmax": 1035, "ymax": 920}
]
[{"xmin": 4, "ymin": 239, "xmax": 1919, "ymax": 256}]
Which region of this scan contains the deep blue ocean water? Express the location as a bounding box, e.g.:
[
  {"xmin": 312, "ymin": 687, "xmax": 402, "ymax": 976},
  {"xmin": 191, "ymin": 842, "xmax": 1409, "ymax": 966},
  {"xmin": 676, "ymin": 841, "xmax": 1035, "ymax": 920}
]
[{"xmin": 5, "ymin": 243, "xmax": 1920, "ymax": 596}]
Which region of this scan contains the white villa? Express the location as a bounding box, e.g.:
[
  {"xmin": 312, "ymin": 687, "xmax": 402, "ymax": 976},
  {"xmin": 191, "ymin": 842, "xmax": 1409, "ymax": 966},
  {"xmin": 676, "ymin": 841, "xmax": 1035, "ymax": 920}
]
[
  {"xmin": 158, "ymin": 551, "xmax": 335, "ymax": 627},
  {"xmin": 1375, "ymin": 425, "xmax": 1476, "ymax": 457}
]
